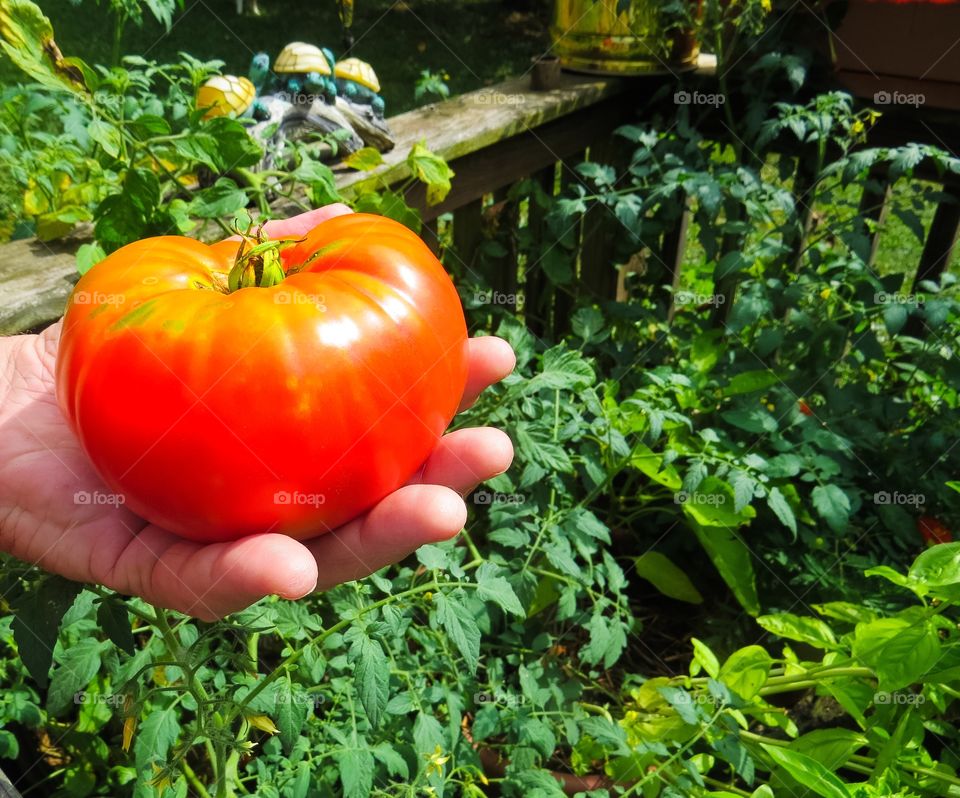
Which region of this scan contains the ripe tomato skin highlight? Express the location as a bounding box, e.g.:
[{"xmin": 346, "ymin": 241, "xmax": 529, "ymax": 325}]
[{"xmin": 56, "ymin": 213, "xmax": 469, "ymax": 543}]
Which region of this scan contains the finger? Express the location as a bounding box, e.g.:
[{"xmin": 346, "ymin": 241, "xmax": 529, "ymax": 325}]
[
  {"xmin": 305, "ymin": 485, "xmax": 466, "ymax": 589},
  {"xmin": 123, "ymin": 528, "xmax": 319, "ymax": 621},
  {"xmin": 260, "ymin": 204, "xmax": 353, "ymax": 238},
  {"xmin": 460, "ymin": 336, "xmax": 515, "ymax": 412},
  {"xmin": 224, "ymin": 204, "xmax": 354, "ymax": 242},
  {"xmin": 414, "ymin": 428, "xmax": 513, "ymax": 495}
]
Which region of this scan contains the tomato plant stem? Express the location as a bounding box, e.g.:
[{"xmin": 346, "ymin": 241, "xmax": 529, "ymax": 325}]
[{"xmin": 182, "ymin": 761, "xmax": 212, "ymax": 798}]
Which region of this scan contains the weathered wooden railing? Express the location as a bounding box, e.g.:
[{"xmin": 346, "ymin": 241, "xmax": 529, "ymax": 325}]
[{"xmin": 1, "ymin": 56, "xmax": 958, "ymax": 339}]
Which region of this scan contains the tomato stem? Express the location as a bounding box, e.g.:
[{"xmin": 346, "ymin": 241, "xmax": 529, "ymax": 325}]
[{"xmin": 226, "ymin": 220, "xmax": 303, "ymax": 292}]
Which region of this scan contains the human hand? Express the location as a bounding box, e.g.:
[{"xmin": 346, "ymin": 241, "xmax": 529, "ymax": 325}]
[{"xmin": 0, "ymin": 205, "xmax": 514, "ymax": 620}]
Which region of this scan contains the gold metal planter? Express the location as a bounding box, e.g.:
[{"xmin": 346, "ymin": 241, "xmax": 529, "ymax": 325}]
[{"xmin": 550, "ymin": 0, "xmax": 699, "ymax": 76}]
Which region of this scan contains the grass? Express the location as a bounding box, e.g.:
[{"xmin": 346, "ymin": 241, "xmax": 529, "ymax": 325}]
[
  {"xmin": 38, "ymin": 0, "xmax": 550, "ymax": 114},
  {"xmin": 676, "ymin": 152, "xmax": 959, "ymax": 300}
]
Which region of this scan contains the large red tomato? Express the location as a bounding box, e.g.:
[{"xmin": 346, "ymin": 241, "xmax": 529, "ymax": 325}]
[{"xmin": 56, "ymin": 213, "xmax": 468, "ymax": 543}]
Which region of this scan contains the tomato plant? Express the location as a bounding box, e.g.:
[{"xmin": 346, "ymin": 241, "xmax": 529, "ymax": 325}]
[{"xmin": 56, "ymin": 213, "xmax": 468, "ymax": 542}]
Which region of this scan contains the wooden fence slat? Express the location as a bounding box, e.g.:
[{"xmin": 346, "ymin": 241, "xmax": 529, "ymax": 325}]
[
  {"xmin": 451, "ymin": 197, "xmax": 484, "ymax": 278},
  {"xmin": 711, "ymin": 197, "xmax": 745, "ymax": 327},
  {"xmin": 857, "ymin": 164, "xmax": 892, "ymax": 269},
  {"xmin": 552, "ymin": 152, "xmax": 586, "ymax": 338},
  {"xmin": 523, "ymin": 164, "xmax": 557, "ymax": 338},
  {"xmin": 492, "ymin": 186, "xmax": 520, "ymax": 302},
  {"xmin": 905, "ymin": 184, "xmax": 960, "ymax": 338},
  {"xmin": 912, "ymin": 185, "xmax": 960, "ymax": 291},
  {"xmin": 663, "ymin": 195, "xmax": 692, "ymax": 323},
  {"xmin": 422, "ymin": 218, "xmax": 441, "ymax": 257},
  {"xmin": 579, "ymin": 136, "xmax": 627, "ymax": 303},
  {"xmin": 788, "ymin": 153, "xmax": 820, "ymax": 271}
]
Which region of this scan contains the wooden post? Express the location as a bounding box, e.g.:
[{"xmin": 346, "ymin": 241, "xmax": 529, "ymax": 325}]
[
  {"xmin": 711, "ymin": 198, "xmax": 744, "ymax": 327},
  {"xmin": 911, "ymin": 185, "xmax": 960, "ymax": 291},
  {"xmin": 524, "ymin": 165, "xmax": 558, "ymax": 338},
  {"xmin": 421, "ymin": 218, "xmax": 441, "ymax": 257},
  {"xmin": 450, "ymin": 197, "xmax": 484, "ymax": 279},
  {"xmin": 905, "ymin": 185, "xmax": 960, "ymax": 338},
  {"xmin": 579, "ymin": 135, "xmax": 625, "ymax": 303},
  {"xmin": 788, "ymin": 152, "xmax": 820, "ymax": 271},
  {"xmin": 552, "ymin": 152, "xmax": 586, "ymax": 338},
  {"xmin": 857, "ymin": 164, "xmax": 892, "ymax": 269},
  {"xmin": 661, "ymin": 194, "xmax": 691, "ymax": 323},
  {"xmin": 490, "ymin": 186, "xmax": 520, "ymax": 301}
]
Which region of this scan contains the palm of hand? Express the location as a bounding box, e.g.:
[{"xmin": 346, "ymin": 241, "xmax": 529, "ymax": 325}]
[{"xmin": 0, "ymin": 210, "xmax": 514, "ymax": 620}]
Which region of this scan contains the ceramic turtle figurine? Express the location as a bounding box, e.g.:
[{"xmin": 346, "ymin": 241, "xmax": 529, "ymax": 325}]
[
  {"xmin": 334, "ymin": 57, "xmax": 386, "ymax": 118},
  {"xmin": 273, "ymin": 41, "xmax": 337, "ymax": 103},
  {"xmin": 248, "ymin": 51, "xmax": 271, "ymax": 94},
  {"xmin": 196, "ymin": 75, "xmax": 270, "ymax": 121}
]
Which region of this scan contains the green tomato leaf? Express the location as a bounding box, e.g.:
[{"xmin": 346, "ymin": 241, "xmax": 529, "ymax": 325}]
[
  {"xmin": 335, "ymin": 748, "xmax": 374, "ymax": 798},
  {"xmin": 909, "ymin": 542, "xmax": 960, "ymax": 599},
  {"xmin": 187, "ymin": 178, "xmax": 248, "ymax": 219},
  {"xmin": 373, "ymin": 742, "xmax": 409, "ymax": 779},
  {"xmin": 75, "ymin": 242, "xmax": 106, "ymax": 275},
  {"xmin": 719, "ymin": 645, "xmax": 772, "ymax": 700},
  {"xmin": 12, "ymin": 575, "xmax": 83, "ymax": 687},
  {"xmin": 0, "ymin": 0, "xmax": 89, "ymax": 94},
  {"xmin": 344, "ymin": 146, "xmax": 384, "ymax": 172},
  {"xmin": 526, "ymin": 346, "xmax": 595, "ymax": 392},
  {"xmin": 883, "ymin": 302, "xmax": 909, "ymax": 335},
  {"xmin": 134, "ymin": 704, "xmax": 180, "ymax": 773},
  {"xmin": 633, "ymin": 551, "xmax": 703, "ymax": 604},
  {"xmin": 349, "ymin": 632, "xmax": 389, "ymax": 727},
  {"xmin": 96, "ymin": 595, "xmax": 135, "ymax": 655},
  {"xmin": 811, "ymin": 484, "xmax": 851, "ymax": 532},
  {"xmin": 476, "ymin": 562, "xmax": 525, "ymax": 616},
  {"xmin": 88, "ymin": 119, "xmax": 121, "ymax": 158},
  {"xmin": 688, "ymin": 520, "xmax": 760, "ymax": 615},
  {"xmin": 721, "ymin": 407, "xmax": 778, "ymax": 434},
  {"xmin": 201, "ymin": 116, "xmax": 263, "ymax": 169},
  {"xmin": 580, "ymin": 611, "xmax": 626, "ymax": 668},
  {"xmin": 852, "ymin": 617, "xmax": 941, "ymax": 691},
  {"xmin": 435, "ymin": 592, "xmax": 480, "ymax": 674},
  {"xmin": 756, "ymin": 612, "xmax": 837, "ymax": 650},
  {"xmin": 416, "ymin": 544, "xmax": 449, "ymax": 572},
  {"xmin": 762, "ymin": 745, "xmax": 851, "ymax": 798},
  {"xmin": 46, "ymin": 637, "xmax": 104, "ymax": 715},
  {"xmin": 766, "ymin": 486, "xmax": 797, "ymax": 537},
  {"xmin": 275, "ymin": 676, "xmax": 306, "ymax": 754},
  {"xmin": 790, "ymin": 729, "xmax": 867, "ymax": 770},
  {"xmin": 690, "ymin": 638, "xmax": 720, "ymax": 679},
  {"xmin": 407, "ymin": 139, "xmax": 454, "ymax": 205},
  {"xmin": 723, "ymin": 369, "xmax": 780, "ymax": 396}
]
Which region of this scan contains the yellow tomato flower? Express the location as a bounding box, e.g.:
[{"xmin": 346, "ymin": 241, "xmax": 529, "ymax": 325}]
[
  {"xmin": 122, "ymin": 716, "xmax": 137, "ymax": 752},
  {"xmin": 424, "ymin": 745, "xmax": 450, "ymax": 777},
  {"xmin": 246, "ymin": 714, "xmax": 279, "ymax": 735}
]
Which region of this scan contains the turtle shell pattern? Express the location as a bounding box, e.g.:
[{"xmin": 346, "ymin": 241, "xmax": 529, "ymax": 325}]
[
  {"xmin": 197, "ymin": 75, "xmax": 255, "ymax": 118},
  {"xmin": 274, "ymin": 42, "xmax": 332, "ymax": 76},
  {"xmin": 334, "ymin": 57, "xmax": 381, "ymax": 93}
]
